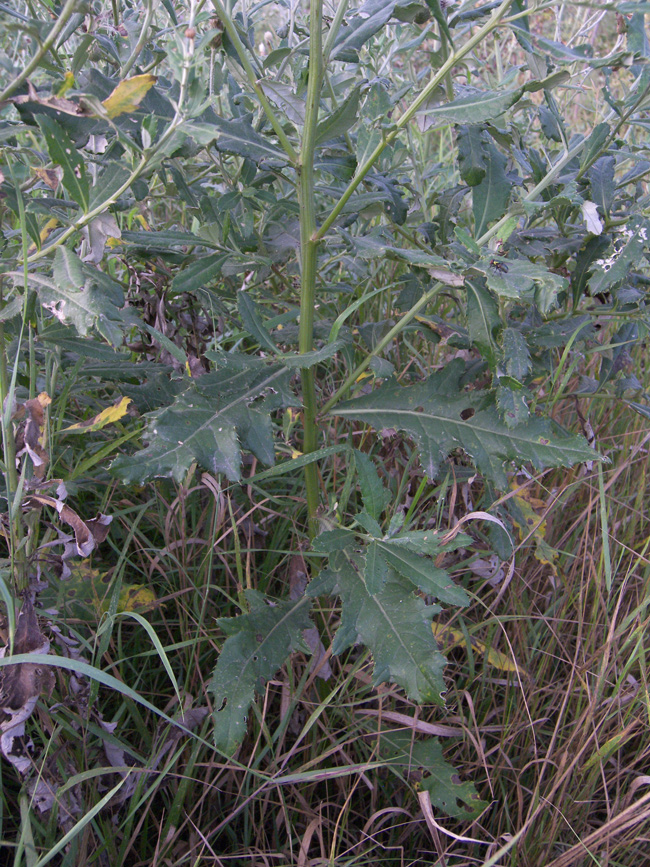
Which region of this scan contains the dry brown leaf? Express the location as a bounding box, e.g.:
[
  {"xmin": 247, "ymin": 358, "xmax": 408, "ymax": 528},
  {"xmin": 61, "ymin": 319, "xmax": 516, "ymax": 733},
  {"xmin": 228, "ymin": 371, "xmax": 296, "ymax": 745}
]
[{"xmin": 0, "ymin": 598, "xmax": 54, "ymax": 774}]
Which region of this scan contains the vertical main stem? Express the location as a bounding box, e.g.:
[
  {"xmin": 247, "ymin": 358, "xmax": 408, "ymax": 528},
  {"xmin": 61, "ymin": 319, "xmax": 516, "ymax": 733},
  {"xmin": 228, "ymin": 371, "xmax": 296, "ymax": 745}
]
[{"xmin": 299, "ymin": 0, "xmax": 324, "ymax": 536}]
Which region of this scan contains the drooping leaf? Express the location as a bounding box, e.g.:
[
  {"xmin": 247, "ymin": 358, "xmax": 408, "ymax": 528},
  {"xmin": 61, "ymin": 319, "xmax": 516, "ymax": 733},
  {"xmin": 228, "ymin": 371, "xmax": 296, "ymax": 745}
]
[
  {"xmin": 457, "ymin": 125, "xmax": 487, "ymax": 187},
  {"xmin": 588, "ymin": 218, "xmax": 650, "ymax": 297},
  {"xmin": 366, "ymin": 173, "xmax": 408, "ymax": 224},
  {"xmin": 331, "ymin": 0, "xmax": 397, "ymax": 62},
  {"xmin": 354, "ymin": 451, "xmax": 390, "ymax": 520},
  {"xmin": 101, "ymin": 74, "xmax": 158, "ymax": 118},
  {"xmin": 466, "ymin": 279, "xmax": 500, "ymax": 370},
  {"xmin": 309, "ymin": 550, "xmax": 446, "ymax": 703},
  {"xmin": 384, "ymin": 529, "xmax": 472, "ymax": 557},
  {"xmin": 238, "ymin": 292, "xmax": 278, "ymax": 353},
  {"xmin": 333, "ymin": 359, "xmax": 598, "ymax": 488},
  {"xmin": 580, "ymin": 122, "xmax": 610, "ymax": 170},
  {"xmin": 496, "ymin": 382, "xmax": 530, "ymax": 428},
  {"xmin": 274, "ymin": 341, "xmax": 347, "ymax": 369},
  {"xmin": 473, "ymin": 142, "xmax": 512, "ymax": 239},
  {"xmin": 532, "ymin": 36, "xmax": 594, "ymax": 64},
  {"xmin": 111, "ymin": 365, "xmax": 296, "ymax": 483},
  {"xmin": 364, "ymin": 541, "xmax": 389, "ymax": 594},
  {"xmin": 36, "ymin": 115, "xmax": 89, "ymax": 211},
  {"xmin": 120, "ymin": 229, "xmax": 222, "ymax": 251},
  {"xmin": 170, "ymin": 253, "xmax": 228, "ymax": 294},
  {"xmin": 17, "ymin": 248, "xmax": 128, "ymax": 346},
  {"xmin": 377, "ymin": 541, "xmax": 469, "ymax": 606},
  {"xmin": 501, "ymin": 327, "xmax": 531, "ymax": 381},
  {"xmin": 572, "ymin": 234, "xmax": 611, "ymax": 305},
  {"xmin": 89, "ymin": 163, "xmax": 131, "ymax": 209},
  {"xmin": 315, "ymin": 86, "xmax": 361, "ymax": 146},
  {"xmin": 420, "ymin": 87, "xmax": 523, "ymax": 125},
  {"xmin": 210, "ymin": 592, "xmax": 313, "ymax": 754},
  {"xmin": 186, "ymin": 116, "xmax": 288, "ymax": 167},
  {"xmin": 356, "ymin": 125, "xmax": 383, "ymax": 166},
  {"xmin": 477, "ymin": 258, "xmax": 567, "ymax": 314},
  {"xmin": 258, "ymin": 80, "xmax": 306, "ymax": 126},
  {"xmin": 538, "ymin": 104, "xmax": 562, "ymax": 142},
  {"xmin": 587, "ymin": 156, "xmax": 616, "ymax": 216}
]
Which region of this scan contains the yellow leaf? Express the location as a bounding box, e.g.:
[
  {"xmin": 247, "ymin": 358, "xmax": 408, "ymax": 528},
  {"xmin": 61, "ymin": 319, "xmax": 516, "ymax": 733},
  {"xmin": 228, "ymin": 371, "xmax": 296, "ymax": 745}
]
[
  {"xmin": 27, "ymin": 216, "xmax": 59, "ymax": 254},
  {"xmin": 432, "ymin": 621, "xmax": 525, "ymax": 675},
  {"xmin": 63, "ymin": 396, "xmax": 132, "ymax": 433},
  {"xmin": 484, "ymin": 645, "xmax": 522, "ymax": 674},
  {"xmin": 510, "ymin": 483, "xmax": 559, "ymax": 575},
  {"xmin": 114, "ymin": 584, "xmax": 157, "ymax": 613},
  {"xmin": 133, "ymin": 213, "xmax": 150, "ymax": 230},
  {"xmin": 102, "ymin": 74, "xmax": 157, "ymax": 118},
  {"xmin": 56, "ymin": 71, "xmax": 75, "ymax": 97}
]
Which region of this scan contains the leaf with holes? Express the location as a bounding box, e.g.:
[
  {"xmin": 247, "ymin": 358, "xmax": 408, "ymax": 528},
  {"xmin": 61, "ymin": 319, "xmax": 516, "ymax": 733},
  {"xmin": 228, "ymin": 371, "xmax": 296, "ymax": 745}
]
[
  {"xmin": 377, "ymin": 730, "xmax": 489, "ymax": 819},
  {"xmin": 333, "ymin": 359, "xmax": 598, "ymax": 488},
  {"xmin": 210, "ymin": 591, "xmax": 313, "ymax": 754},
  {"xmin": 111, "ymin": 364, "xmax": 296, "ymax": 483},
  {"xmin": 15, "ymin": 248, "xmax": 129, "ymax": 346},
  {"xmin": 308, "ymin": 547, "xmax": 447, "ymax": 703}
]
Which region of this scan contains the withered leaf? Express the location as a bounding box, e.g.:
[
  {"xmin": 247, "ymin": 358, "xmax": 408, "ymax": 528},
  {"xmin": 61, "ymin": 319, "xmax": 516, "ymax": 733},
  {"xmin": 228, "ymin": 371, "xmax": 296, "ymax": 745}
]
[
  {"xmin": 14, "ymin": 392, "xmax": 51, "ymax": 480},
  {"xmin": 28, "ymin": 494, "xmax": 112, "ymax": 557},
  {"xmin": 0, "ymin": 599, "xmax": 54, "ymax": 775},
  {"xmin": 5, "ymin": 81, "xmax": 86, "ymax": 116},
  {"xmin": 32, "ymin": 166, "xmax": 62, "ymax": 191}
]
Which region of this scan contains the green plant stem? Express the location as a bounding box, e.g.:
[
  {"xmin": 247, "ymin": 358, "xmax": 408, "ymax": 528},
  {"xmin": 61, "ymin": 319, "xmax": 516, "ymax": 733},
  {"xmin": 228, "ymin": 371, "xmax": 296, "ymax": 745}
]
[
  {"xmin": 209, "ymin": 0, "xmax": 298, "ymax": 163},
  {"xmin": 476, "ymin": 81, "xmax": 650, "ymax": 248},
  {"xmin": 0, "ymin": 0, "xmax": 80, "ymax": 103},
  {"xmin": 321, "ymin": 280, "xmax": 444, "ymax": 416},
  {"xmin": 121, "ymin": 0, "xmax": 155, "ymax": 77},
  {"xmin": 315, "ymin": 0, "xmax": 514, "ymax": 242},
  {"xmin": 23, "ymin": 22, "xmax": 197, "ymax": 266},
  {"xmin": 298, "ymin": 0, "xmax": 324, "ymax": 535},
  {"xmin": 322, "ymin": 0, "xmax": 350, "ymax": 63},
  {"xmin": 475, "ymin": 135, "xmax": 594, "ymax": 247}
]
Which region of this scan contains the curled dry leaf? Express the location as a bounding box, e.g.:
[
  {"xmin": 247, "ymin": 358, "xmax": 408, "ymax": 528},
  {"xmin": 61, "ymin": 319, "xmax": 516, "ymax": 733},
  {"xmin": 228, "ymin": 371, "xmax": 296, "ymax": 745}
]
[
  {"xmin": 32, "ymin": 166, "xmax": 62, "ymax": 191},
  {"xmin": 27, "ymin": 764, "xmax": 83, "ymax": 829},
  {"xmin": 81, "ymin": 212, "xmax": 122, "ymax": 264},
  {"xmin": 0, "ymin": 598, "xmax": 54, "ymax": 774},
  {"xmin": 14, "ymin": 392, "xmax": 51, "ymax": 480},
  {"xmin": 28, "ymin": 494, "xmax": 112, "ymax": 557},
  {"xmin": 101, "ymin": 705, "xmax": 208, "ymax": 805},
  {"xmin": 288, "ymin": 552, "xmax": 331, "ymax": 679},
  {"xmin": 3, "ymin": 81, "xmax": 87, "ymax": 115}
]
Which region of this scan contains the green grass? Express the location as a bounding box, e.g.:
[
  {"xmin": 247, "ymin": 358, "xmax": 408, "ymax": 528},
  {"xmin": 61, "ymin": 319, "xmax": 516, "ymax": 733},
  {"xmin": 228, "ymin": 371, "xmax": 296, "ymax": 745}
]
[
  {"xmin": 5, "ymin": 351, "xmax": 649, "ymax": 866},
  {"xmin": 1, "ymin": 1, "xmax": 650, "ymax": 864}
]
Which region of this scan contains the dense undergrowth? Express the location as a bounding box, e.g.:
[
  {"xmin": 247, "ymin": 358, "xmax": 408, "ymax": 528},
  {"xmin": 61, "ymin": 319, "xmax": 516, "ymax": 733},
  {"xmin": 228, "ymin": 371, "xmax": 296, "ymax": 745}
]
[{"xmin": 1, "ymin": 0, "xmax": 650, "ymax": 864}]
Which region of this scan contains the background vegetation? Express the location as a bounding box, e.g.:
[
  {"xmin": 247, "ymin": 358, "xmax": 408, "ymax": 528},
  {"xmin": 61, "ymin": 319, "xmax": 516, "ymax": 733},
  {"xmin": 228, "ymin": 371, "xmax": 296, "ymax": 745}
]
[{"xmin": 1, "ymin": 0, "xmax": 650, "ymax": 864}]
